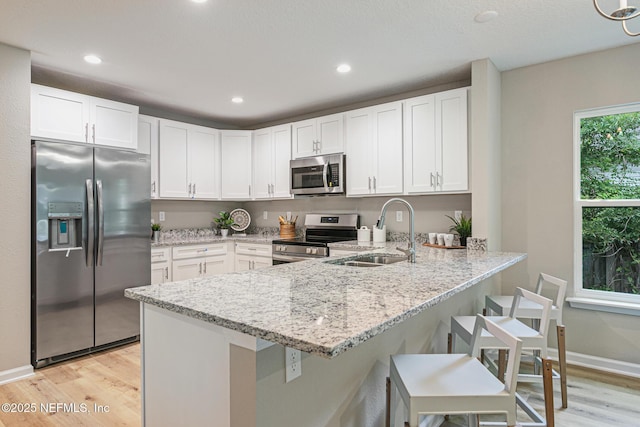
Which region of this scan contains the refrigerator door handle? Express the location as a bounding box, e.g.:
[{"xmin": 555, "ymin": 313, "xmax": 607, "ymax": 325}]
[
  {"xmin": 96, "ymin": 179, "xmax": 105, "ymax": 266},
  {"xmin": 85, "ymin": 179, "xmax": 95, "ymax": 267}
]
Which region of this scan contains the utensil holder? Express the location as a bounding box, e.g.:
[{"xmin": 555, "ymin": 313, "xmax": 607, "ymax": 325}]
[{"xmin": 280, "ymin": 224, "xmax": 296, "ymax": 239}]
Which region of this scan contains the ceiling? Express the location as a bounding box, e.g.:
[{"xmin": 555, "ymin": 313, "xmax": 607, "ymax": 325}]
[{"xmin": 0, "ymin": 0, "xmax": 638, "ymax": 128}]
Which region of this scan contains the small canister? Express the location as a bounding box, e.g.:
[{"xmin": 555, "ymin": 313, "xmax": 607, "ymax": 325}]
[
  {"xmin": 373, "ymin": 225, "xmax": 386, "ymax": 243},
  {"xmin": 357, "ymin": 226, "xmax": 371, "ymax": 242}
]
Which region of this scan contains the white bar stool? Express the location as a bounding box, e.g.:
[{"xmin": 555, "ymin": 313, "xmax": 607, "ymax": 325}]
[
  {"xmin": 450, "ymin": 287, "xmax": 555, "ymax": 427},
  {"xmin": 387, "ymin": 315, "xmax": 524, "ymax": 427},
  {"xmin": 485, "ymin": 273, "xmax": 568, "ymax": 409}
]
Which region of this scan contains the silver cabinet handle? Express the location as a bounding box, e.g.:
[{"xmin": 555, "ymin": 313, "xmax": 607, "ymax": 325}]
[
  {"xmin": 199, "ymin": 262, "xmax": 202, "ymax": 275},
  {"xmin": 373, "ymin": 176, "xmax": 377, "ymax": 191},
  {"xmin": 85, "ymin": 123, "xmax": 89, "ymax": 143},
  {"xmin": 152, "ymin": 181, "xmax": 156, "ymax": 194},
  {"xmin": 368, "ymin": 177, "xmax": 372, "ymax": 190},
  {"xmin": 193, "ymin": 183, "xmax": 196, "ymax": 197},
  {"xmin": 92, "ymin": 124, "xmax": 96, "ymax": 143},
  {"xmin": 430, "ymin": 172, "xmax": 435, "ymax": 188},
  {"xmin": 85, "ymin": 179, "xmax": 94, "ymax": 267},
  {"xmin": 436, "ymin": 172, "xmax": 442, "ymax": 188},
  {"xmin": 96, "ymin": 180, "xmax": 104, "ymax": 266},
  {"xmin": 249, "ymin": 184, "xmax": 251, "ymax": 195},
  {"xmin": 203, "ymin": 261, "xmax": 207, "ymax": 274},
  {"xmin": 164, "ymin": 266, "xmax": 169, "ymax": 280}
]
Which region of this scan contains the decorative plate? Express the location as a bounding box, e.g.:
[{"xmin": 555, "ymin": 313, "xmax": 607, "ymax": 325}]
[{"xmin": 230, "ymin": 208, "xmax": 251, "ymax": 232}]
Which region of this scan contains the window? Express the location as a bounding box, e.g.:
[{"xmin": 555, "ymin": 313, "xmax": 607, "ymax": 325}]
[{"xmin": 574, "ymin": 104, "xmax": 640, "ymax": 310}]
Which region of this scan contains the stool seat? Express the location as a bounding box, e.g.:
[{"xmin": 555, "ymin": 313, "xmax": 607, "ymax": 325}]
[
  {"xmin": 485, "ymin": 295, "xmax": 561, "ymax": 320},
  {"xmin": 388, "ymin": 315, "xmax": 523, "ymax": 427},
  {"xmin": 451, "ymin": 315, "xmax": 544, "ymax": 351}
]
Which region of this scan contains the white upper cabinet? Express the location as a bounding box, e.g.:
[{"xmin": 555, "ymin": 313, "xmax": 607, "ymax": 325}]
[
  {"xmin": 138, "ymin": 115, "xmax": 159, "ymax": 198},
  {"xmin": 346, "ymin": 101, "xmax": 403, "ymax": 197},
  {"xmin": 158, "ymin": 119, "xmax": 220, "ymax": 200},
  {"xmin": 292, "ymin": 113, "xmax": 344, "ymax": 158},
  {"xmin": 31, "ymin": 84, "xmax": 138, "ymax": 150},
  {"xmin": 252, "ymin": 124, "xmax": 292, "ymax": 200},
  {"xmin": 221, "ymin": 130, "xmax": 252, "ymax": 200},
  {"xmin": 403, "ymin": 88, "xmax": 468, "ymax": 194}
]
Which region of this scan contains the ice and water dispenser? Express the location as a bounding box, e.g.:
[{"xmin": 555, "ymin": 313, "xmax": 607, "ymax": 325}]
[{"xmin": 48, "ymin": 202, "xmax": 83, "ymax": 251}]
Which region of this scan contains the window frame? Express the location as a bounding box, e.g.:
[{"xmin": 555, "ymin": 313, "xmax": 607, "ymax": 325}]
[{"xmin": 572, "ymin": 103, "xmax": 640, "ymax": 311}]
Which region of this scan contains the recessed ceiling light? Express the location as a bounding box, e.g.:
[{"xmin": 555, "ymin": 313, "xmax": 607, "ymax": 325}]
[
  {"xmin": 231, "ymin": 97, "xmax": 244, "ymax": 104},
  {"xmin": 191, "ymin": 0, "xmax": 207, "ymax": 3},
  {"xmin": 336, "ymin": 64, "xmax": 351, "ymax": 73},
  {"xmin": 474, "ymin": 10, "xmax": 498, "ymax": 23},
  {"xmin": 83, "ymin": 54, "xmax": 102, "ymax": 64}
]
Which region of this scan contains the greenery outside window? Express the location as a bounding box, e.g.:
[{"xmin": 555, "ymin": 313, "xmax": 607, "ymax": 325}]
[{"xmin": 574, "ymin": 103, "xmax": 640, "ymax": 308}]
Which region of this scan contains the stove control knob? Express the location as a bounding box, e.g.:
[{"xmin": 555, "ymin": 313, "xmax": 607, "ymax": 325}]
[
  {"xmin": 311, "ymin": 248, "xmax": 317, "ymax": 255},
  {"xmin": 306, "ymin": 248, "xmax": 312, "ymax": 254},
  {"xmin": 282, "ymin": 246, "xmax": 287, "ymax": 252}
]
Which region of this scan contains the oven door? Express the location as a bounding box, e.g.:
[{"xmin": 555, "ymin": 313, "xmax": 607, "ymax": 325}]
[
  {"xmin": 272, "ymin": 253, "xmax": 321, "ymax": 265},
  {"xmin": 290, "ymin": 154, "xmax": 344, "ymax": 195}
]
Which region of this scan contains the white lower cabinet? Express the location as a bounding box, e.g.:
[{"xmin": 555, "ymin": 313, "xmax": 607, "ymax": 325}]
[
  {"xmin": 151, "ymin": 248, "xmax": 172, "ymax": 285},
  {"xmin": 235, "ymin": 242, "xmax": 272, "ymax": 271},
  {"xmin": 171, "ymin": 243, "xmax": 232, "ymax": 281}
]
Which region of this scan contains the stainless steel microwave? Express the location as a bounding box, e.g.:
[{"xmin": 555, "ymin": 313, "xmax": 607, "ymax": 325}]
[{"xmin": 290, "ymin": 154, "xmax": 345, "ymax": 195}]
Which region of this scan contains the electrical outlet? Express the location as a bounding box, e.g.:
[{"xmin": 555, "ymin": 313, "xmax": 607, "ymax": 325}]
[
  {"xmin": 285, "ymin": 347, "xmax": 302, "ymax": 382},
  {"xmin": 396, "ymin": 211, "xmax": 403, "ymax": 222},
  {"xmin": 455, "ymin": 210, "xmax": 462, "ymax": 221},
  {"xmin": 263, "ymin": 211, "xmax": 268, "ymax": 220},
  {"xmin": 159, "ymin": 211, "xmax": 165, "ymax": 221}
]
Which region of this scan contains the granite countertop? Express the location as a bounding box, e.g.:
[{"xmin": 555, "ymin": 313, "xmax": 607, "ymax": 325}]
[
  {"xmin": 126, "ymin": 243, "xmax": 526, "ymax": 359},
  {"xmin": 151, "ymin": 234, "xmax": 276, "ymax": 247}
]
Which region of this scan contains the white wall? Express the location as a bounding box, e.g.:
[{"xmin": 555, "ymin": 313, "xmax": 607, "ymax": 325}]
[
  {"xmin": 501, "ymin": 42, "xmax": 640, "ymax": 363},
  {"xmin": 0, "ymin": 43, "xmax": 31, "ymax": 374}
]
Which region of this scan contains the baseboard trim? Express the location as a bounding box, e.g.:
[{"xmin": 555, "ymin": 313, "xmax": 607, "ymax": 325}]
[
  {"xmin": 0, "ymin": 365, "xmax": 34, "ymax": 386},
  {"xmin": 548, "ymin": 348, "xmax": 640, "ymax": 379}
]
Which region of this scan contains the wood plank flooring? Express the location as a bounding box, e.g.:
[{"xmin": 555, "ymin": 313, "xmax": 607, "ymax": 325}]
[{"xmin": 1, "ymin": 344, "xmax": 638, "ymax": 426}]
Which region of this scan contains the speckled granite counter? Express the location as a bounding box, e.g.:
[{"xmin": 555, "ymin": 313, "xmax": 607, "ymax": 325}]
[
  {"xmin": 126, "ymin": 244, "xmax": 525, "ymax": 359},
  {"xmin": 151, "ymin": 233, "xmax": 276, "ymax": 247}
]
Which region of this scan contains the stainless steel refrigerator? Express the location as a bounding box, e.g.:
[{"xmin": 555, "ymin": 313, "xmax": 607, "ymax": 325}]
[{"xmin": 31, "ymin": 140, "xmax": 150, "ymax": 368}]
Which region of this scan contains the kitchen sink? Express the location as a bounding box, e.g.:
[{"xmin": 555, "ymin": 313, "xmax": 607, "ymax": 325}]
[{"xmin": 327, "ymin": 253, "xmax": 408, "ymax": 267}]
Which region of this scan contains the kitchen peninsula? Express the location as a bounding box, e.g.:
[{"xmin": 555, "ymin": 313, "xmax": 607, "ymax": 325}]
[{"xmin": 125, "ymin": 243, "xmax": 526, "ymax": 427}]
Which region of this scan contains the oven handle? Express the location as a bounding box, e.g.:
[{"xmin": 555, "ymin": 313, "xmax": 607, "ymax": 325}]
[{"xmin": 272, "ymin": 254, "xmax": 318, "ymax": 263}]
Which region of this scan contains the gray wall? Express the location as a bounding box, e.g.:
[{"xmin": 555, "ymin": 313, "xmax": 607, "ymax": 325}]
[
  {"xmin": 0, "ymin": 43, "xmax": 31, "ymax": 373},
  {"xmin": 501, "ymin": 42, "xmax": 640, "ymax": 363}
]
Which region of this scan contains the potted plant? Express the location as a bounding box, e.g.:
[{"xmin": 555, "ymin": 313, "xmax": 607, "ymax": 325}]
[
  {"xmin": 151, "ymin": 223, "xmax": 162, "ymax": 243},
  {"xmin": 446, "ymin": 213, "xmax": 472, "ymax": 246},
  {"xmin": 213, "ymin": 211, "xmax": 236, "ymax": 238}
]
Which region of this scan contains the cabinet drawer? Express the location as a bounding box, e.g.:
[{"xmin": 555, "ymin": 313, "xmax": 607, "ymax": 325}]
[
  {"xmin": 151, "ymin": 247, "xmax": 171, "ymax": 263},
  {"xmin": 172, "ymin": 243, "xmax": 227, "ymax": 260},
  {"xmin": 235, "ymin": 242, "xmax": 272, "ymax": 257}
]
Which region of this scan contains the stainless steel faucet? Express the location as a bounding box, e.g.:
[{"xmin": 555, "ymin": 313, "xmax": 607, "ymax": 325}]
[{"xmin": 377, "ymin": 198, "xmax": 416, "ymax": 263}]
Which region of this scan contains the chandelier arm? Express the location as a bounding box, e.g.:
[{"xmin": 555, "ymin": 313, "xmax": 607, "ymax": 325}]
[
  {"xmin": 623, "ymin": 19, "xmax": 640, "ymax": 36},
  {"xmin": 593, "ymin": 0, "xmax": 640, "ymax": 21}
]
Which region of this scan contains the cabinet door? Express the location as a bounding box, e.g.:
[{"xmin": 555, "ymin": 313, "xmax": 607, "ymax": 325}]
[
  {"xmin": 436, "ymin": 89, "xmax": 468, "ymax": 192},
  {"xmin": 252, "ymin": 128, "xmax": 273, "ymax": 199},
  {"xmin": 345, "ymin": 108, "xmax": 373, "ymax": 196},
  {"xmin": 372, "ymin": 102, "xmax": 403, "ymax": 195},
  {"xmin": 271, "ymin": 124, "xmax": 292, "ymax": 199},
  {"xmin": 172, "ymin": 258, "xmax": 203, "ymax": 281},
  {"xmin": 235, "ymin": 254, "xmax": 254, "ymax": 272},
  {"xmin": 403, "ymin": 95, "xmax": 437, "ymax": 194},
  {"xmin": 316, "ymin": 113, "xmax": 344, "ymax": 155},
  {"xmin": 159, "ymin": 120, "xmax": 189, "ymax": 198},
  {"xmin": 221, "ymin": 131, "xmax": 252, "ymax": 199},
  {"xmin": 292, "ymin": 119, "xmax": 317, "ymax": 159},
  {"xmin": 31, "ymin": 84, "xmax": 89, "ymax": 143},
  {"xmin": 151, "ymin": 261, "xmax": 171, "ymax": 285},
  {"xmin": 189, "ymin": 125, "xmax": 220, "ymax": 200},
  {"xmin": 139, "ymin": 115, "xmax": 159, "ymax": 198},
  {"xmin": 252, "ymin": 257, "xmax": 272, "ymax": 270},
  {"xmin": 90, "ymin": 98, "xmax": 139, "ymax": 150},
  {"xmin": 202, "ymin": 256, "xmax": 228, "ymax": 277}
]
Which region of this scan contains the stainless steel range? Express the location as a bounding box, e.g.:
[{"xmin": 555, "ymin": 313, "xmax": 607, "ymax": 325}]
[{"xmin": 272, "ymin": 213, "xmax": 359, "ymax": 264}]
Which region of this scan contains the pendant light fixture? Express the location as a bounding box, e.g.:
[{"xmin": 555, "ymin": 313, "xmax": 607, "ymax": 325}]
[{"xmin": 594, "ymin": 0, "xmax": 640, "ymax": 36}]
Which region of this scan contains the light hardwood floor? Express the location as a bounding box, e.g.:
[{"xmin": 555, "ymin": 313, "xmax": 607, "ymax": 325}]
[{"xmin": 1, "ymin": 344, "xmax": 639, "ymax": 426}]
